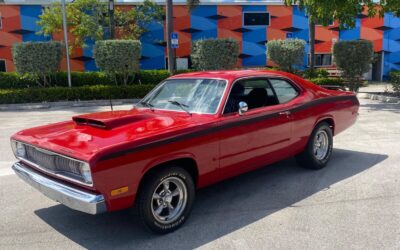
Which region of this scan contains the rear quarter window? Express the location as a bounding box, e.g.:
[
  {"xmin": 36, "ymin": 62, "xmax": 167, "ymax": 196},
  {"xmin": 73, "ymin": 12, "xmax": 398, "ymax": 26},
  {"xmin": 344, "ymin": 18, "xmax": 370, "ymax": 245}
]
[{"xmin": 269, "ymin": 79, "xmax": 299, "ymax": 103}]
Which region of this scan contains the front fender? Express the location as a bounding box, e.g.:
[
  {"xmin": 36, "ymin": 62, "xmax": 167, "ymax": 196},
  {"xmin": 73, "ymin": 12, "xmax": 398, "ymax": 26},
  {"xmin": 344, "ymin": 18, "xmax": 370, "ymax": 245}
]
[{"xmin": 142, "ymin": 152, "xmax": 198, "ymax": 175}]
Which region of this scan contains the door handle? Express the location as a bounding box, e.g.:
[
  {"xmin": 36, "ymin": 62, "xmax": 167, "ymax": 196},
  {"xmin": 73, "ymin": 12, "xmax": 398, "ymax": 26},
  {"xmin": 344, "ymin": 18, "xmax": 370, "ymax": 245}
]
[{"xmin": 279, "ymin": 111, "xmax": 291, "ymax": 117}]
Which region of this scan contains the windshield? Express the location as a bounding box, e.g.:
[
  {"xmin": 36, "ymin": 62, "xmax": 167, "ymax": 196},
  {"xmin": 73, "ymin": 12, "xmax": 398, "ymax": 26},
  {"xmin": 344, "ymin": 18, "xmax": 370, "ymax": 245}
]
[{"xmin": 139, "ymin": 79, "xmax": 227, "ymax": 114}]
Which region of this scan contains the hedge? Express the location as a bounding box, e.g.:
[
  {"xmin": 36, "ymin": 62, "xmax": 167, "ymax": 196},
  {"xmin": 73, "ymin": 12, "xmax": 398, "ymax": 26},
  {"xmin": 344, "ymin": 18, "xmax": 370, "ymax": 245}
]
[
  {"xmin": 138, "ymin": 70, "xmax": 171, "ymax": 85},
  {"xmin": 0, "ymin": 71, "xmax": 169, "ymax": 89},
  {"xmin": 302, "ymin": 68, "xmax": 329, "ymax": 79},
  {"xmin": 267, "ymin": 39, "xmax": 306, "ymax": 73},
  {"xmin": 309, "ymin": 77, "xmax": 345, "ymax": 86},
  {"xmin": 12, "ymin": 41, "xmax": 63, "ymax": 87},
  {"xmin": 94, "ymin": 40, "xmax": 141, "ymax": 85},
  {"xmin": 94, "ymin": 40, "xmax": 141, "ymax": 72},
  {"xmin": 390, "ymin": 71, "xmax": 400, "ymax": 94},
  {"xmin": 12, "ymin": 41, "xmax": 63, "ymax": 75},
  {"xmin": 333, "ymin": 40, "xmax": 373, "ymax": 92},
  {"xmin": 0, "ymin": 85, "xmax": 155, "ymax": 104},
  {"xmin": 191, "ymin": 38, "xmax": 239, "ymax": 70}
]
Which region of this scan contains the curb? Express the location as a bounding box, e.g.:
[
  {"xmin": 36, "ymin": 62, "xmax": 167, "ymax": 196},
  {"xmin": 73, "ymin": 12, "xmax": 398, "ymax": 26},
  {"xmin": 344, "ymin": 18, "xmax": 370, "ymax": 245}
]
[
  {"xmin": 362, "ymin": 93, "xmax": 400, "ymax": 104},
  {"xmin": 0, "ymin": 99, "xmax": 140, "ymax": 111}
]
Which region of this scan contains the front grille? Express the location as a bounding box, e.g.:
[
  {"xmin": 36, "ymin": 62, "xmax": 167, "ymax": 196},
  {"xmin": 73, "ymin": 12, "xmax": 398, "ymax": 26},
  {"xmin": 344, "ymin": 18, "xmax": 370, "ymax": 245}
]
[{"xmin": 24, "ymin": 145, "xmax": 83, "ymax": 179}]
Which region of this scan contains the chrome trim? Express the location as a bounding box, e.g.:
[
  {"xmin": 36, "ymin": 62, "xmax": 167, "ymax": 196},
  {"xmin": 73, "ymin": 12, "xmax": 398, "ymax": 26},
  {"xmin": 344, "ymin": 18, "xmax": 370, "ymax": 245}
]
[
  {"xmin": 12, "ymin": 140, "xmax": 93, "ymax": 187},
  {"xmin": 313, "ymin": 130, "xmax": 330, "ymax": 160},
  {"xmin": 12, "ymin": 162, "xmax": 106, "ymax": 215},
  {"xmin": 151, "ymin": 176, "xmax": 188, "ymax": 224},
  {"xmin": 138, "ymin": 78, "xmax": 229, "ymax": 115},
  {"xmin": 238, "ymin": 101, "xmax": 248, "ymax": 115}
]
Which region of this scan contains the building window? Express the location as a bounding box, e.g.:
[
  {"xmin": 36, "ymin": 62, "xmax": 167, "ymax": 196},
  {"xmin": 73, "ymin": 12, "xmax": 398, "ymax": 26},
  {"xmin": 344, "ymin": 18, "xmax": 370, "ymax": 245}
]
[
  {"xmin": 310, "ymin": 54, "xmax": 333, "ymax": 67},
  {"xmin": 243, "ymin": 12, "xmax": 270, "ymax": 27},
  {"xmin": 0, "ymin": 60, "xmax": 6, "ymax": 72},
  {"xmin": 0, "ymin": 13, "xmax": 2, "ymax": 30}
]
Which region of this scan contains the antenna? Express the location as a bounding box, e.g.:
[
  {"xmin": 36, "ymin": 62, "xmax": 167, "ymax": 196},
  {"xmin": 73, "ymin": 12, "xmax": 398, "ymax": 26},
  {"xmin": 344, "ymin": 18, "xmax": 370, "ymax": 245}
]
[{"xmin": 110, "ymin": 97, "xmax": 114, "ymax": 111}]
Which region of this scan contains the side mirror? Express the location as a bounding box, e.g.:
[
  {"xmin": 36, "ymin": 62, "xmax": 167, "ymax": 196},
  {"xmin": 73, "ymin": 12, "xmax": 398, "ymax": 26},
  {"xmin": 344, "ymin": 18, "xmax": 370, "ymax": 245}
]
[{"xmin": 238, "ymin": 101, "xmax": 248, "ymax": 116}]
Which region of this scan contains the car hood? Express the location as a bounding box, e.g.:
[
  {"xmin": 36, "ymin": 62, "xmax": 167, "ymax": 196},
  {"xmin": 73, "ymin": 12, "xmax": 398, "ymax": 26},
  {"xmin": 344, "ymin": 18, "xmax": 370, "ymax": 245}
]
[{"xmin": 12, "ymin": 108, "xmax": 212, "ymax": 162}]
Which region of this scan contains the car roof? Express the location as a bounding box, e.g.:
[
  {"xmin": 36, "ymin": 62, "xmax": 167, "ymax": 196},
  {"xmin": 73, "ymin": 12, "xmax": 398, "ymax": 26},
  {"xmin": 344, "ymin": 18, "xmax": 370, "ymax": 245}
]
[{"xmin": 169, "ymin": 70, "xmax": 296, "ymax": 82}]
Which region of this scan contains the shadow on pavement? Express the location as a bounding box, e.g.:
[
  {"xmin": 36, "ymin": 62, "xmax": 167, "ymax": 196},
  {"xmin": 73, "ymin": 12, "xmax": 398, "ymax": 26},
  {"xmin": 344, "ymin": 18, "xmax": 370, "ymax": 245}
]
[{"xmin": 35, "ymin": 148, "xmax": 387, "ymax": 250}]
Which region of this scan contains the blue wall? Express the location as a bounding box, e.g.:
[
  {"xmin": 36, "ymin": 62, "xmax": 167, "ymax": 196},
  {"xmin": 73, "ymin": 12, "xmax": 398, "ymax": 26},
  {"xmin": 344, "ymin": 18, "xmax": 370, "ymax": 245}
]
[
  {"xmin": 20, "ymin": 5, "xmax": 50, "ymax": 42},
  {"xmin": 191, "ymin": 6, "xmax": 218, "ymax": 40},
  {"xmin": 242, "ymin": 5, "xmax": 267, "ymax": 67},
  {"xmin": 383, "ymin": 13, "xmax": 400, "ymax": 78},
  {"xmin": 11, "ymin": 5, "xmax": 400, "ymax": 79},
  {"xmin": 292, "ymin": 6, "xmax": 309, "ymax": 69}
]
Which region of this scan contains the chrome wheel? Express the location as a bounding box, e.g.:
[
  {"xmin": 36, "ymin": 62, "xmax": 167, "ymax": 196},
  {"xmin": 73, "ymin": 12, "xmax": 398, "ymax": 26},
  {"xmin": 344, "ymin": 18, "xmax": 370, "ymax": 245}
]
[
  {"xmin": 314, "ymin": 130, "xmax": 329, "ymax": 160},
  {"xmin": 151, "ymin": 177, "xmax": 187, "ymax": 224}
]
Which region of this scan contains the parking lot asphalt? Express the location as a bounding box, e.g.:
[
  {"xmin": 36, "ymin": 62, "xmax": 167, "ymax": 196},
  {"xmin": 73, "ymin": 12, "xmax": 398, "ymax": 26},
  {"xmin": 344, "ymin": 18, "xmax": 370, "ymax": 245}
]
[{"xmin": 0, "ymin": 98, "xmax": 399, "ymax": 249}]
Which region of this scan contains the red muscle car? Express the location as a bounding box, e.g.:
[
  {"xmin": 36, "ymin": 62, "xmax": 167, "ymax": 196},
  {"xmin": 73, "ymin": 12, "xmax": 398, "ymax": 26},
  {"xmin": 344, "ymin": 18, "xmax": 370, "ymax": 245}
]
[{"xmin": 11, "ymin": 70, "xmax": 359, "ymax": 233}]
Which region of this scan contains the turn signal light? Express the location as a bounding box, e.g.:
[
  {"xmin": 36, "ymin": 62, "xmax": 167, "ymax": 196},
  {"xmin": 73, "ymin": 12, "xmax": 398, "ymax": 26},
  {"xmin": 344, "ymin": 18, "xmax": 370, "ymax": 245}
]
[{"xmin": 111, "ymin": 186, "xmax": 129, "ymax": 197}]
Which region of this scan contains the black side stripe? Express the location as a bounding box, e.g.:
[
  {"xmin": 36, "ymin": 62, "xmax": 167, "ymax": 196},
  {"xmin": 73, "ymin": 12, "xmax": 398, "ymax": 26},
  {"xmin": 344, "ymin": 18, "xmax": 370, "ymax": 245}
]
[{"xmin": 98, "ymin": 95, "xmax": 358, "ymax": 162}]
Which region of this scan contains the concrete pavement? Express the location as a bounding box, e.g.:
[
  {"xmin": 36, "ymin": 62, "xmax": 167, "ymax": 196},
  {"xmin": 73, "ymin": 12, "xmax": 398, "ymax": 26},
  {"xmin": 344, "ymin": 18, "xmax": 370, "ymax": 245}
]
[
  {"xmin": 359, "ymin": 83, "xmax": 392, "ymax": 93},
  {"xmin": 0, "ymin": 98, "xmax": 399, "ymax": 249}
]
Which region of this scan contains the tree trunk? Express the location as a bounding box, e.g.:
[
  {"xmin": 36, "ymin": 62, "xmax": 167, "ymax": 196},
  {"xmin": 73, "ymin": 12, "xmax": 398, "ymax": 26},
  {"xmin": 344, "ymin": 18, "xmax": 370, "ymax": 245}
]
[
  {"xmin": 309, "ymin": 18, "xmax": 315, "ymax": 70},
  {"xmin": 166, "ymin": 0, "xmax": 175, "ymax": 74}
]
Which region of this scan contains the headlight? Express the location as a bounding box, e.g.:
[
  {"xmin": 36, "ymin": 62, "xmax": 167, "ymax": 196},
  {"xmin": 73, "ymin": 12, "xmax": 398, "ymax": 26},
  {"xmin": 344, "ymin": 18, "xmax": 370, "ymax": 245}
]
[
  {"xmin": 79, "ymin": 162, "xmax": 93, "ymax": 185},
  {"xmin": 11, "ymin": 140, "xmax": 26, "ymax": 158}
]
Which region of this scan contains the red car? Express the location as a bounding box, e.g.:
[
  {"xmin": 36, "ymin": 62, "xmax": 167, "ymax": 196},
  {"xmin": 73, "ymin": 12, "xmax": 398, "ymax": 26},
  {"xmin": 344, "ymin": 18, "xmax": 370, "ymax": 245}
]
[{"xmin": 11, "ymin": 70, "xmax": 359, "ymax": 233}]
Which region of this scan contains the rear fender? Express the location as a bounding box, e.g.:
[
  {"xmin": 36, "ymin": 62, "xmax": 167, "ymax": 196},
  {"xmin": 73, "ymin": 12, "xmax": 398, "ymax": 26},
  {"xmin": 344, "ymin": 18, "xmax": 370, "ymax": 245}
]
[{"xmin": 314, "ymin": 115, "xmax": 335, "ymax": 135}]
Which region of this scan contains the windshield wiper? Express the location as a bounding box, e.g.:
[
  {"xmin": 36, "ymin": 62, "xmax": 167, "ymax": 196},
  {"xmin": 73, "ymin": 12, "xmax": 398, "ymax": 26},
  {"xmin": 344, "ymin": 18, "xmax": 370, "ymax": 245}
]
[
  {"xmin": 168, "ymin": 100, "xmax": 192, "ymax": 116},
  {"xmin": 139, "ymin": 101, "xmax": 154, "ymax": 111}
]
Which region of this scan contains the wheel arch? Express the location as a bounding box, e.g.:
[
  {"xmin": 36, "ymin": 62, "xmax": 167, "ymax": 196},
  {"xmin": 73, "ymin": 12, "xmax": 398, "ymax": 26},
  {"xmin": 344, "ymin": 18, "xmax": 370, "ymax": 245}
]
[
  {"xmin": 137, "ymin": 156, "xmax": 199, "ymax": 200},
  {"xmin": 314, "ymin": 116, "xmax": 335, "ymax": 135}
]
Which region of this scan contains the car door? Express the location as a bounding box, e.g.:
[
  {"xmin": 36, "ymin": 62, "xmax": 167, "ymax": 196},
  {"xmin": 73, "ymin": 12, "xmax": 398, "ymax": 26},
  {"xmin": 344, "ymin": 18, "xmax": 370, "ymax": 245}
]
[{"xmin": 217, "ymin": 77, "xmax": 299, "ymax": 179}]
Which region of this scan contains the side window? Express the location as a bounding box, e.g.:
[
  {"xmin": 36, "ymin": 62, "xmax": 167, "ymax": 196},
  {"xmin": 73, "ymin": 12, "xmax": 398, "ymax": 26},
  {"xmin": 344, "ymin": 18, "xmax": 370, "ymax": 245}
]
[
  {"xmin": 0, "ymin": 60, "xmax": 6, "ymax": 72},
  {"xmin": 224, "ymin": 78, "xmax": 279, "ymax": 114},
  {"xmin": 269, "ymin": 79, "xmax": 298, "ymax": 103}
]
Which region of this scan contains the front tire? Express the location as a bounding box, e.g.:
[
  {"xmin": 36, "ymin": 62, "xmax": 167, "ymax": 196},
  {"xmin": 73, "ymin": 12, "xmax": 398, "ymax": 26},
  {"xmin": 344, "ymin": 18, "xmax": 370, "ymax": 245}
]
[
  {"xmin": 137, "ymin": 166, "xmax": 195, "ymax": 234},
  {"xmin": 296, "ymin": 122, "xmax": 333, "ymax": 169}
]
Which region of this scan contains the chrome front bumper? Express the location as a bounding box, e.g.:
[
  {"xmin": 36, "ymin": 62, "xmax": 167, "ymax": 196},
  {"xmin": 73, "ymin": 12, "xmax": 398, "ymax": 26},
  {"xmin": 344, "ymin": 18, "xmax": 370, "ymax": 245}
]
[{"xmin": 12, "ymin": 162, "xmax": 106, "ymax": 215}]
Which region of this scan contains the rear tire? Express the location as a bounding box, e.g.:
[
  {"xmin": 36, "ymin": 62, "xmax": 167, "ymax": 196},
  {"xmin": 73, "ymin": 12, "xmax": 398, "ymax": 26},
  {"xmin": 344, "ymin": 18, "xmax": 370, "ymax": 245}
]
[
  {"xmin": 137, "ymin": 166, "xmax": 195, "ymax": 234},
  {"xmin": 296, "ymin": 122, "xmax": 333, "ymax": 170}
]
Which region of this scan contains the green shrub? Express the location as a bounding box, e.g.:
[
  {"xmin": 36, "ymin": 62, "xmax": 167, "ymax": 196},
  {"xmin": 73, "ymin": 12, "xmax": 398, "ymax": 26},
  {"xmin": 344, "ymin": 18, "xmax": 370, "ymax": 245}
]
[
  {"xmin": 0, "ymin": 72, "xmax": 36, "ymax": 88},
  {"xmin": 333, "ymin": 40, "xmax": 374, "ymax": 92},
  {"xmin": 56, "ymin": 71, "xmax": 112, "ymax": 86},
  {"xmin": 138, "ymin": 70, "xmax": 170, "ymax": 84},
  {"xmin": 136, "ymin": 69, "xmax": 192, "ymax": 84},
  {"xmin": 390, "ymin": 71, "xmax": 400, "ymax": 94},
  {"xmin": 191, "ymin": 38, "xmax": 239, "ymax": 70},
  {"xmin": 94, "ymin": 40, "xmax": 141, "ymax": 85},
  {"xmin": 0, "ymin": 85, "xmax": 155, "ymax": 104},
  {"xmin": 0, "ymin": 70, "xmax": 176, "ymax": 89},
  {"xmin": 12, "ymin": 41, "xmax": 63, "ymax": 87},
  {"xmin": 267, "ymin": 39, "xmax": 306, "ymax": 73},
  {"xmin": 302, "ymin": 68, "xmax": 329, "ymax": 79},
  {"xmin": 264, "ymin": 66, "xmax": 281, "ymax": 71},
  {"xmin": 309, "ymin": 77, "xmax": 345, "ymax": 86}
]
